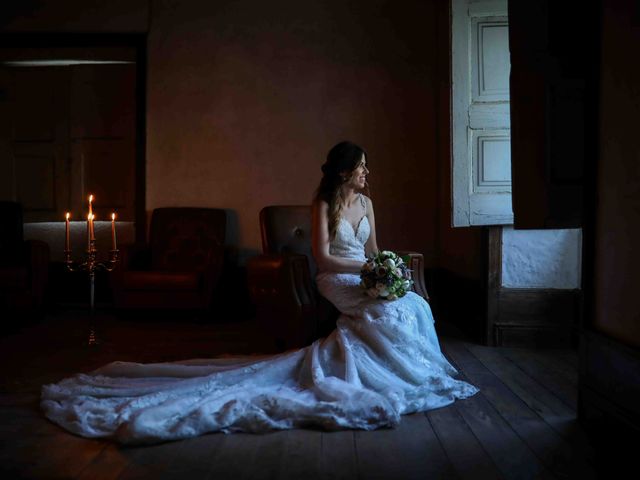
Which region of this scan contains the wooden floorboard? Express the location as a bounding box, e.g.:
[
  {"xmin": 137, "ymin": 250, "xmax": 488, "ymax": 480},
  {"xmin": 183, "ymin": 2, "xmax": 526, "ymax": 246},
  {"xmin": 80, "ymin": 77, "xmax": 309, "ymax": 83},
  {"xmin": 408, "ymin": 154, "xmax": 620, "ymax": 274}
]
[
  {"xmin": 354, "ymin": 413, "xmax": 457, "ymax": 479},
  {"xmin": 319, "ymin": 430, "xmax": 358, "ymax": 480},
  {"xmin": 442, "ymin": 340, "xmax": 596, "ymax": 480},
  {"xmin": 154, "ymin": 433, "xmax": 226, "ymax": 480},
  {"xmin": 440, "ymin": 343, "xmax": 558, "ymax": 480},
  {"xmin": 117, "ymin": 436, "xmax": 203, "ymax": 480},
  {"xmin": 426, "ymin": 405, "xmax": 504, "ymax": 480},
  {"xmin": 475, "ymin": 345, "xmax": 578, "ymax": 411},
  {"xmin": 204, "ymin": 430, "xmax": 288, "ymax": 479},
  {"xmin": 2, "ymin": 426, "xmax": 107, "ymax": 479},
  {"xmin": 499, "ymin": 348, "xmax": 578, "ymax": 388},
  {"xmin": 0, "ymin": 313, "xmax": 600, "ymax": 480},
  {"xmin": 279, "ymin": 429, "xmax": 323, "ymax": 479},
  {"xmin": 446, "ymin": 340, "xmax": 577, "ymax": 439},
  {"xmin": 545, "ymin": 349, "xmax": 579, "ymax": 371}
]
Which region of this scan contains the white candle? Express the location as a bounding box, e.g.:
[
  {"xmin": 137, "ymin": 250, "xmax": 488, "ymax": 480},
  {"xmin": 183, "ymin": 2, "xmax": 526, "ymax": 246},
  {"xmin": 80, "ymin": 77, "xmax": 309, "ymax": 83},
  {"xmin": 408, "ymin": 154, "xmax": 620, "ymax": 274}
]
[
  {"xmin": 65, "ymin": 212, "xmax": 70, "ymax": 251},
  {"xmin": 111, "ymin": 213, "xmax": 117, "ymax": 250},
  {"xmin": 87, "ymin": 213, "xmax": 91, "ymax": 251},
  {"xmin": 88, "ymin": 195, "xmax": 95, "ymax": 242}
]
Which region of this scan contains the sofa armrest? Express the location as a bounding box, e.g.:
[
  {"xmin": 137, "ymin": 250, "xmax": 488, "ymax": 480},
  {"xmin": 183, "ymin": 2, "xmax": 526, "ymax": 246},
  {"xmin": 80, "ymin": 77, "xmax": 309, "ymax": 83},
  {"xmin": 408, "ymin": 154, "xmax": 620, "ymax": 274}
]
[
  {"xmin": 246, "ymin": 253, "xmax": 316, "ymax": 310},
  {"xmin": 246, "ymin": 253, "xmax": 317, "ymax": 349},
  {"xmin": 396, "ymin": 251, "xmax": 429, "ymax": 302}
]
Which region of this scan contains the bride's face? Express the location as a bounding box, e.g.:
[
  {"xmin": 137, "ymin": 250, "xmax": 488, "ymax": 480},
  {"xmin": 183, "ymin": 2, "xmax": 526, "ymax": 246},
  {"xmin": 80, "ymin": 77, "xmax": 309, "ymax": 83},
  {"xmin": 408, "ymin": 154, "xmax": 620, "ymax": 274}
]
[{"xmin": 344, "ymin": 154, "xmax": 368, "ymax": 190}]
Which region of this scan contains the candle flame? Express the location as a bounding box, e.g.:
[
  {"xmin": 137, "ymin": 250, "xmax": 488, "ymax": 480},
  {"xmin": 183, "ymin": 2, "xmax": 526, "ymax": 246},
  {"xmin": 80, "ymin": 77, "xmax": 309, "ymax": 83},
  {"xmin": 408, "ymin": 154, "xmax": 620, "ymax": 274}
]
[
  {"xmin": 65, "ymin": 212, "xmax": 70, "ymax": 219},
  {"xmin": 111, "ymin": 213, "xmax": 116, "ymax": 220},
  {"xmin": 89, "ymin": 194, "xmax": 94, "ymax": 203}
]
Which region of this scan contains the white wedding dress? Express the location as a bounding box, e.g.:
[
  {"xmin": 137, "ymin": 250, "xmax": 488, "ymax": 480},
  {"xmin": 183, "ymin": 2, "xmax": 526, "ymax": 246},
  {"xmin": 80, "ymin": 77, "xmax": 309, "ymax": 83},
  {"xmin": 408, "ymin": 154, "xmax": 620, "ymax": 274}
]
[{"xmin": 41, "ymin": 207, "xmax": 480, "ymax": 445}]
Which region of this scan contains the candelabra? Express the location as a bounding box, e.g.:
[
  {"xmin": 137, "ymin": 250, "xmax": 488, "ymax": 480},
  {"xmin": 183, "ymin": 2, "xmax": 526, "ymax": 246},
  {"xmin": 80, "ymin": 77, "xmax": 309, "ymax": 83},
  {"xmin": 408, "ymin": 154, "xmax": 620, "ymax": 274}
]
[
  {"xmin": 64, "ymin": 196, "xmax": 119, "ymax": 346},
  {"xmin": 64, "ymin": 244, "xmax": 119, "ymax": 346}
]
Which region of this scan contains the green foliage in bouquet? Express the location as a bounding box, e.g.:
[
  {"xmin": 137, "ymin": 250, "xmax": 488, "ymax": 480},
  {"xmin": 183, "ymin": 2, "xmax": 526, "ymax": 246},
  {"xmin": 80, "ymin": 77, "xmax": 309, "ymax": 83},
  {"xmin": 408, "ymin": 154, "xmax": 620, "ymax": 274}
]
[{"xmin": 359, "ymin": 250, "xmax": 414, "ymax": 300}]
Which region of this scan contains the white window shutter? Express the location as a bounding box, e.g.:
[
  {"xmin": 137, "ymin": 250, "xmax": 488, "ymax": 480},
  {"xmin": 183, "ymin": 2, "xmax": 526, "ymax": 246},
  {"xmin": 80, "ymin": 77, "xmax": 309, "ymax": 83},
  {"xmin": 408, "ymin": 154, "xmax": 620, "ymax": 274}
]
[{"xmin": 452, "ymin": 0, "xmax": 513, "ymax": 226}]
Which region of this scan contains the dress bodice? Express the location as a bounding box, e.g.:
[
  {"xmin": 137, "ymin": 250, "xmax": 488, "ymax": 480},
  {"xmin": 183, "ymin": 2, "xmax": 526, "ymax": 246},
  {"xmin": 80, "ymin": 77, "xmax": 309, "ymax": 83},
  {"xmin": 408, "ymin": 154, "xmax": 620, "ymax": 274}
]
[
  {"xmin": 326, "ymin": 192, "xmax": 370, "ymax": 264},
  {"xmin": 329, "ymin": 215, "xmax": 370, "ymax": 262}
]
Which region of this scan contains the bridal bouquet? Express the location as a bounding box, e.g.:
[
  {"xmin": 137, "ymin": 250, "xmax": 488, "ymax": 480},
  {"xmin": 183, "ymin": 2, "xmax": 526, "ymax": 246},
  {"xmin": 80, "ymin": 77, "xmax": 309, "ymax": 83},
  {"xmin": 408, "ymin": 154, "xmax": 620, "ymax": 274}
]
[{"xmin": 360, "ymin": 250, "xmax": 414, "ymax": 300}]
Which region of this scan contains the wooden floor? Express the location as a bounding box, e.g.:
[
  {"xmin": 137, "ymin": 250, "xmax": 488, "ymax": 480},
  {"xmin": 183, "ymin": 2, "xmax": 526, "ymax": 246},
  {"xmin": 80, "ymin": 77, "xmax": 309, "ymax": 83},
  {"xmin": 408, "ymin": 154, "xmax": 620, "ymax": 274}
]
[{"xmin": 0, "ymin": 310, "xmax": 601, "ymax": 479}]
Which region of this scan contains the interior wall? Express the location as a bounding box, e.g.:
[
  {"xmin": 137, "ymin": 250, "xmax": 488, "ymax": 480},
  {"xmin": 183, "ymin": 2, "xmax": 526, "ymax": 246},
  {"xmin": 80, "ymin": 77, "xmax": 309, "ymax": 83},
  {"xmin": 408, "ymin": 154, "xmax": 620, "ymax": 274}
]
[
  {"xmin": 0, "ymin": 0, "xmax": 149, "ymax": 32},
  {"xmin": 147, "ymin": 0, "xmax": 442, "ymax": 263},
  {"xmin": 435, "ymin": 0, "xmax": 484, "ymax": 280},
  {"xmin": 1, "ymin": 0, "xmax": 485, "ymax": 280},
  {"xmin": 594, "ymin": 0, "xmax": 640, "ymax": 348}
]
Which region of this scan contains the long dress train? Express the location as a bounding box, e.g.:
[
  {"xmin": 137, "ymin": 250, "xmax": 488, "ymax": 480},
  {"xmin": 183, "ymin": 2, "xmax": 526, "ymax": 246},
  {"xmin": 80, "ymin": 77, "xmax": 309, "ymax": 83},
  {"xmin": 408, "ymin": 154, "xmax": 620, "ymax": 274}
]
[{"xmin": 41, "ymin": 208, "xmax": 480, "ymax": 445}]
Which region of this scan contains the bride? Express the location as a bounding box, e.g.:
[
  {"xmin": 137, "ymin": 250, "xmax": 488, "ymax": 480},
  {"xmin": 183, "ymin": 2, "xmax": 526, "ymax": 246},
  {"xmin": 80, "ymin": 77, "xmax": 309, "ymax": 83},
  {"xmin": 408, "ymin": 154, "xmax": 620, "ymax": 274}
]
[{"xmin": 41, "ymin": 141, "xmax": 480, "ymax": 445}]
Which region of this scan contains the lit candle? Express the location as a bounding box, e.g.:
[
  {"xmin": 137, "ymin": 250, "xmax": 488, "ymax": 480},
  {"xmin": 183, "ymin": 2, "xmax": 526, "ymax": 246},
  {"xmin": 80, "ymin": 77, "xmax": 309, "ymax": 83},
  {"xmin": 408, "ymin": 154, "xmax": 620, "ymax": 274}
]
[
  {"xmin": 111, "ymin": 213, "xmax": 117, "ymax": 250},
  {"xmin": 90, "ymin": 213, "xmax": 96, "ymax": 242},
  {"xmin": 65, "ymin": 212, "xmax": 70, "ymax": 251},
  {"xmin": 88, "ymin": 195, "xmax": 95, "ymax": 242},
  {"xmin": 87, "ymin": 213, "xmax": 91, "ymax": 251}
]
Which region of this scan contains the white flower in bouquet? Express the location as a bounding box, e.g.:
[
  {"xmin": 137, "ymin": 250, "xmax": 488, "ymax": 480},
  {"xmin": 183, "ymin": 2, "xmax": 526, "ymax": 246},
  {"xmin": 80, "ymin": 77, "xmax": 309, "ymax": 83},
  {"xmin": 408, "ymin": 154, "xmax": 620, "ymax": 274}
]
[{"xmin": 360, "ymin": 250, "xmax": 414, "ymax": 300}]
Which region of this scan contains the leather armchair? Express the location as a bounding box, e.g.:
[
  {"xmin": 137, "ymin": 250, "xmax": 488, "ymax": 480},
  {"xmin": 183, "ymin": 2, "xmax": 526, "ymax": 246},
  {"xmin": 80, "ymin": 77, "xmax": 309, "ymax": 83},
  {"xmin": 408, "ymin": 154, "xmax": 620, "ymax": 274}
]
[
  {"xmin": 111, "ymin": 207, "xmax": 226, "ymax": 311},
  {"xmin": 247, "ymin": 205, "xmax": 429, "ymax": 351},
  {"xmin": 0, "ymin": 201, "xmax": 50, "ymax": 316}
]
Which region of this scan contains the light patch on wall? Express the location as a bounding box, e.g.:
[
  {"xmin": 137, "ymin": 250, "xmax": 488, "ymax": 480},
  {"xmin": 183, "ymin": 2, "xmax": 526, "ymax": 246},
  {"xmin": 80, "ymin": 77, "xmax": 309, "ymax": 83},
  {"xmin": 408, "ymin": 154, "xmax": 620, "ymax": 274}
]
[
  {"xmin": 501, "ymin": 227, "xmax": 582, "ymax": 289},
  {"xmin": 1, "ymin": 60, "xmax": 133, "ymax": 67},
  {"xmin": 24, "ymin": 222, "xmax": 135, "ymax": 262}
]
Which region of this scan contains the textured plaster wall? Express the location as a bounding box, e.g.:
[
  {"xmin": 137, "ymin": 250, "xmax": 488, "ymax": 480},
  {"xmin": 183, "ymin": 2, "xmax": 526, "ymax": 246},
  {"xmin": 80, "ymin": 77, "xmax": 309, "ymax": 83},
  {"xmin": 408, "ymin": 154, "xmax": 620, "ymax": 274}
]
[{"xmin": 501, "ymin": 227, "xmax": 582, "ymax": 289}]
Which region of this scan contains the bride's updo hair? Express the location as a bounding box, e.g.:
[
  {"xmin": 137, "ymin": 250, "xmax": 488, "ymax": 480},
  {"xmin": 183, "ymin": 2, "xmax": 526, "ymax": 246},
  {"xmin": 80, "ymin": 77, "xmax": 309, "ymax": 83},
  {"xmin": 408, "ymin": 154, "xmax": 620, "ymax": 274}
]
[{"xmin": 314, "ymin": 141, "xmax": 370, "ymax": 240}]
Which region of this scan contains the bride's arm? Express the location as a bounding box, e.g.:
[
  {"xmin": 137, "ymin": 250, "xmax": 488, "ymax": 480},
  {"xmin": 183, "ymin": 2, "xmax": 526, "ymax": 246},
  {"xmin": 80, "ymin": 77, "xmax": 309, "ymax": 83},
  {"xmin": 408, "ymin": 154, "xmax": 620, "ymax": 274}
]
[
  {"xmin": 311, "ymin": 199, "xmax": 366, "ymax": 274},
  {"xmin": 364, "ymin": 195, "xmax": 379, "ymax": 257}
]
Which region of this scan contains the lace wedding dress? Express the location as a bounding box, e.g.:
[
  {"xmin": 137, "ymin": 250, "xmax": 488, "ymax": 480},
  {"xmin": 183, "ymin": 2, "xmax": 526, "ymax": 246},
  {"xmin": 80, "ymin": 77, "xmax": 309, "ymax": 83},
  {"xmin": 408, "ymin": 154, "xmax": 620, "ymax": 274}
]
[{"xmin": 41, "ymin": 202, "xmax": 480, "ymax": 445}]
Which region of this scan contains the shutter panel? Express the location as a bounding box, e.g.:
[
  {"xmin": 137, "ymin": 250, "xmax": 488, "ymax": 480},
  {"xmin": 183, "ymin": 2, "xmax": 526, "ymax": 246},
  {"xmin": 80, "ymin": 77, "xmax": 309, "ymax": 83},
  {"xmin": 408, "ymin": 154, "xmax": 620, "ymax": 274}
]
[
  {"xmin": 508, "ymin": 0, "xmax": 590, "ymax": 229},
  {"xmin": 452, "ymin": 0, "xmax": 513, "ymax": 227}
]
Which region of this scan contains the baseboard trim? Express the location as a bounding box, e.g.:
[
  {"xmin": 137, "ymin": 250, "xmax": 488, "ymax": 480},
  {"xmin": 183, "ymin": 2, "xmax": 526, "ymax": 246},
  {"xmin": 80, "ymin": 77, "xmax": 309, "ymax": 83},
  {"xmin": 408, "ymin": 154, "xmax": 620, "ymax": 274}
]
[{"xmin": 493, "ymin": 287, "xmax": 581, "ymax": 347}]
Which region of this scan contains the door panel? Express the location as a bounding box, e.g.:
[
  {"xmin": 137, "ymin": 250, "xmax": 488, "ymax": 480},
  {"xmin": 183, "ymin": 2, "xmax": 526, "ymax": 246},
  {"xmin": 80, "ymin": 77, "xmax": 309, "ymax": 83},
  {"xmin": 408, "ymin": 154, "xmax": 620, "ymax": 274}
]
[
  {"xmin": 70, "ymin": 138, "xmax": 135, "ymax": 221},
  {"xmin": 0, "ymin": 60, "xmax": 136, "ymax": 222},
  {"xmin": 0, "ymin": 67, "xmax": 69, "ymax": 220},
  {"xmin": 508, "ymin": 0, "xmax": 588, "ymax": 228},
  {"xmin": 70, "ymin": 64, "xmax": 135, "ymax": 139}
]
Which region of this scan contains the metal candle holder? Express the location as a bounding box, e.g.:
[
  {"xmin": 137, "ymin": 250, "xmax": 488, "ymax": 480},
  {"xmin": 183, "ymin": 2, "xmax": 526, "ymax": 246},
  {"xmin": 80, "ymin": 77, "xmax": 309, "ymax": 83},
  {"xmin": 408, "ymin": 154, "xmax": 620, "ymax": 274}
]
[{"xmin": 64, "ymin": 241, "xmax": 119, "ymax": 346}]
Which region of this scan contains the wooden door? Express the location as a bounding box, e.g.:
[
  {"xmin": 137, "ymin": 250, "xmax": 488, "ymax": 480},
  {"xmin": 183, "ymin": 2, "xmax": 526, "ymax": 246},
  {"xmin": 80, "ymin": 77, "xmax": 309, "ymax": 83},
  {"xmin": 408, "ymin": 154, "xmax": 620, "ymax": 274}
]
[
  {"xmin": 69, "ymin": 64, "xmax": 136, "ymax": 222},
  {"xmin": 0, "ymin": 67, "xmax": 70, "ymax": 221},
  {"xmin": 0, "ymin": 61, "xmax": 136, "ymax": 222}
]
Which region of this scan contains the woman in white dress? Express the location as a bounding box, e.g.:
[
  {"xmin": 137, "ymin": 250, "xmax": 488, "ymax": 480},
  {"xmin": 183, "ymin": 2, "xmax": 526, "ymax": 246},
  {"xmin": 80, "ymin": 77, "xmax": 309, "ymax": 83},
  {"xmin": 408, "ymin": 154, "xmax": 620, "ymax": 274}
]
[{"xmin": 40, "ymin": 141, "xmax": 479, "ymax": 445}]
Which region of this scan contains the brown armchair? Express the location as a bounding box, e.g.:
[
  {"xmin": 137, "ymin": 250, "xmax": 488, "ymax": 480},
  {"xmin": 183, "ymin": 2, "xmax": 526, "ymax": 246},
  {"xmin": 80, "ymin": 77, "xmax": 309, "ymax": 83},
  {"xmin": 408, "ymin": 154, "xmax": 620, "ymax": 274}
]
[
  {"xmin": 0, "ymin": 201, "xmax": 50, "ymax": 317},
  {"xmin": 112, "ymin": 207, "xmax": 226, "ymax": 311},
  {"xmin": 247, "ymin": 205, "xmax": 429, "ymax": 351}
]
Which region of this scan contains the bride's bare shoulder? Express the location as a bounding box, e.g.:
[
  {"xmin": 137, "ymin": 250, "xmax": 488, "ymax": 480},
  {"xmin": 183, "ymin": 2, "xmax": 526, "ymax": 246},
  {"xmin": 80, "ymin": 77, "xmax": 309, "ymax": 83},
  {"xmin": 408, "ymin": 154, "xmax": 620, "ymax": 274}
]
[
  {"xmin": 312, "ymin": 197, "xmax": 329, "ymax": 209},
  {"xmin": 312, "ymin": 198, "xmax": 329, "ymax": 219},
  {"xmin": 361, "ymin": 194, "xmax": 374, "ymax": 209}
]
